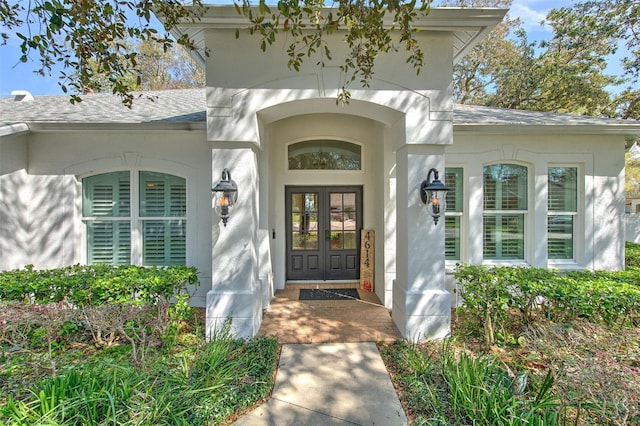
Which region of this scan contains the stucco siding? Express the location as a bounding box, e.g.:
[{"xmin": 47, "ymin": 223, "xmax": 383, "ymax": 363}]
[
  {"xmin": 446, "ymin": 133, "xmax": 626, "ymax": 270},
  {"xmin": 205, "ymin": 29, "xmax": 453, "ymax": 93},
  {"xmin": 0, "ymin": 129, "xmax": 212, "ymax": 306}
]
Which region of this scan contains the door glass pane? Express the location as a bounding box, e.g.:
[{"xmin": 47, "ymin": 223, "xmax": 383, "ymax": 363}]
[
  {"xmin": 330, "ymin": 193, "xmax": 343, "ymax": 249},
  {"xmin": 305, "ymin": 232, "xmax": 318, "ymax": 249},
  {"xmin": 344, "ymin": 231, "xmax": 357, "ymax": 249},
  {"xmin": 330, "ymin": 232, "xmax": 344, "ymax": 249},
  {"xmin": 291, "ymin": 192, "xmax": 319, "ymax": 250},
  {"xmin": 343, "ymin": 193, "xmax": 356, "ymax": 215},
  {"xmin": 328, "ymin": 192, "xmax": 358, "ymax": 250},
  {"xmin": 292, "ymin": 193, "xmax": 303, "ymax": 212}
]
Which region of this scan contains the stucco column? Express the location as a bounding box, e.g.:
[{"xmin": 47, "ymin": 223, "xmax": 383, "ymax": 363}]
[
  {"xmin": 392, "ymin": 144, "xmax": 451, "ymax": 341},
  {"xmin": 206, "ymin": 147, "xmax": 262, "ymax": 339}
]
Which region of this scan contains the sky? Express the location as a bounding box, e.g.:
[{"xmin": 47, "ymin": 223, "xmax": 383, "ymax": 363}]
[{"xmin": 0, "ymin": 0, "xmax": 595, "ymax": 98}]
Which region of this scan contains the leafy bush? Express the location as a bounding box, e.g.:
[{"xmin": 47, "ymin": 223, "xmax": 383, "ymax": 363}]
[
  {"xmin": 0, "ymin": 264, "xmax": 198, "ymax": 306},
  {"xmin": 0, "ymin": 265, "xmax": 200, "ymax": 364},
  {"xmin": 626, "ymin": 241, "xmax": 640, "ymax": 268},
  {"xmin": 455, "ymin": 265, "xmax": 640, "ymax": 346}
]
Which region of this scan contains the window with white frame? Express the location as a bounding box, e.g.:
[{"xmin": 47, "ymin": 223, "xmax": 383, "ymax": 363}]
[
  {"xmin": 483, "ymin": 164, "xmax": 527, "ymax": 260},
  {"xmin": 82, "ymin": 171, "xmax": 186, "ymax": 266},
  {"xmin": 547, "ymin": 167, "xmax": 577, "ymax": 260},
  {"xmin": 445, "ymin": 167, "xmax": 463, "ymax": 260}
]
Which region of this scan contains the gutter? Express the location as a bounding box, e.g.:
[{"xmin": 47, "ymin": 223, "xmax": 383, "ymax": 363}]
[
  {"xmin": 2, "ymin": 121, "xmax": 206, "ymax": 134},
  {"xmin": 454, "ymin": 124, "xmax": 640, "ymax": 139},
  {"xmin": 0, "ymin": 123, "xmax": 30, "ymax": 137}
]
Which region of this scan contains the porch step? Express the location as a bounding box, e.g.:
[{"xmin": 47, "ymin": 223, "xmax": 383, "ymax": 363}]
[{"xmin": 285, "ymin": 282, "xmax": 360, "ymax": 290}]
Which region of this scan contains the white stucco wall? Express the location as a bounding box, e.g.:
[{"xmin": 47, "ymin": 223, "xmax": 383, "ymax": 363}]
[
  {"xmin": 0, "ymin": 129, "xmax": 212, "ymax": 306},
  {"xmin": 442, "ymin": 132, "xmax": 626, "ymax": 294},
  {"xmin": 625, "ymin": 214, "xmax": 640, "ymax": 243}
]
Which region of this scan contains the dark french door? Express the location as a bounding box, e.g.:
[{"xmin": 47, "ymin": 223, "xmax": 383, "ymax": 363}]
[{"xmin": 286, "ymin": 186, "xmax": 362, "ymax": 281}]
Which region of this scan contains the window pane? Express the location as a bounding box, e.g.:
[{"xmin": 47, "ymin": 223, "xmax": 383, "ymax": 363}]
[
  {"xmin": 140, "ymin": 172, "xmax": 186, "ymax": 217},
  {"xmin": 445, "ymin": 216, "xmax": 460, "ymax": 260},
  {"xmin": 548, "ymin": 167, "xmax": 577, "ymax": 212},
  {"xmin": 87, "ymin": 221, "xmax": 131, "ymax": 265},
  {"xmin": 288, "ymin": 140, "xmax": 361, "ymax": 170},
  {"xmin": 142, "ymin": 220, "xmax": 186, "ymax": 266},
  {"xmin": 548, "ymin": 215, "xmax": 574, "ymax": 259},
  {"xmin": 445, "ymin": 168, "xmax": 463, "ymax": 212},
  {"xmin": 483, "ymin": 214, "xmax": 524, "ymax": 259},
  {"xmin": 83, "ymin": 172, "xmax": 130, "ymax": 217},
  {"xmin": 483, "ymin": 164, "xmax": 527, "ymax": 210},
  {"xmin": 548, "ymin": 167, "xmax": 577, "ymax": 260}
]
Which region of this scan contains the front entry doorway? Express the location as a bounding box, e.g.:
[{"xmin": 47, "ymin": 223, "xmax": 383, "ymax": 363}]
[{"xmin": 286, "ymin": 186, "xmax": 363, "ymax": 281}]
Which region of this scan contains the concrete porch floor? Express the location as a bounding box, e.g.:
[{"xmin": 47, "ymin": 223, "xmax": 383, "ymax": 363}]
[{"xmin": 257, "ymin": 283, "xmax": 402, "ymax": 344}]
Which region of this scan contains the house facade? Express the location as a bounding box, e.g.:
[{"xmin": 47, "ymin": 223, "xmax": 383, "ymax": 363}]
[{"xmin": 1, "ymin": 6, "xmax": 639, "ymax": 341}]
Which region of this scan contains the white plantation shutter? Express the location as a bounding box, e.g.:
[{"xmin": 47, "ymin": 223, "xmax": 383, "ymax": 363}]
[
  {"xmin": 548, "ymin": 167, "xmax": 577, "ymax": 260},
  {"xmin": 444, "ymin": 168, "xmax": 463, "ymax": 260},
  {"xmin": 483, "ymin": 164, "xmax": 527, "ymax": 260},
  {"xmin": 84, "ymin": 171, "xmax": 186, "ymax": 266},
  {"xmin": 140, "ymin": 172, "xmax": 186, "ymax": 266},
  {"xmin": 83, "ymin": 172, "xmax": 131, "ymax": 265},
  {"xmin": 170, "ymin": 183, "xmax": 187, "ymax": 216}
]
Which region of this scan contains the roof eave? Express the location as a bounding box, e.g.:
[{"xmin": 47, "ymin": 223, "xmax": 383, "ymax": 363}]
[
  {"xmin": 0, "ymin": 123, "xmax": 30, "ymax": 137},
  {"xmin": 454, "ymin": 123, "xmax": 640, "ymax": 139},
  {"xmin": 2, "ymin": 121, "xmax": 206, "ymax": 134}
]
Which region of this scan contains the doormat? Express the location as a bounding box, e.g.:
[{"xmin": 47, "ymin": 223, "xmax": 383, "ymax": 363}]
[{"xmin": 299, "ymin": 288, "xmax": 360, "ymax": 301}]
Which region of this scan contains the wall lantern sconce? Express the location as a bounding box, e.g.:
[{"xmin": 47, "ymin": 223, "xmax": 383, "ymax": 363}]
[
  {"xmin": 212, "ymin": 168, "xmax": 238, "ymax": 227},
  {"xmin": 420, "ymin": 168, "xmax": 449, "ymax": 225}
]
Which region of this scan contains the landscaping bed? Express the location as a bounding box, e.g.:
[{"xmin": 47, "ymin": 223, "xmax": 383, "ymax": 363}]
[
  {"xmin": 0, "ymin": 265, "xmax": 279, "ymax": 425},
  {"xmin": 380, "ymin": 242, "xmax": 640, "ymax": 425}
]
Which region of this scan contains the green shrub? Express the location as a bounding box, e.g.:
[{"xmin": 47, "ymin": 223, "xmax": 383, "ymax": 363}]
[
  {"xmin": 0, "ymin": 264, "xmax": 199, "ymax": 307},
  {"xmin": 455, "ymin": 265, "xmax": 640, "ymax": 346},
  {"xmin": 626, "ymin": 241, "xmax": 640, "ymax": 268},
  {"xmin": 0, "ymin": 265, "xmax": 200, "ymax": 363}
]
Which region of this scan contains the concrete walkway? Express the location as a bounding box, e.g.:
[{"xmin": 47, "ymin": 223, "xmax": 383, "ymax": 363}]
[{"xmin": 232, "ymin": 342, "xmax": 408, "ymax": 425}]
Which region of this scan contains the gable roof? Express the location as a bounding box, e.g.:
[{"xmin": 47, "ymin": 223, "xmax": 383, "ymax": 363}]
[
  {"xmin": 1, "ymin": 88, "xmax": 639, "ymax": 139},
  {"xmin": 166, "ymin": 6, "xmax": 508, "ymax": 69}
]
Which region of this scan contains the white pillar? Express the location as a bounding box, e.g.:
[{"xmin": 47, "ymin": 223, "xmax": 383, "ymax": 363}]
[
  {"xmin": 392, "ymin": 145, "xmax": 451, "ymax": 341},
  {"xmin": 206, "ymin": 147, "xmax": 263, "ymax": 339}
]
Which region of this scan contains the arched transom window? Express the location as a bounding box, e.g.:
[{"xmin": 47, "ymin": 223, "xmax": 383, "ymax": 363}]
[{"xmin": 288, "ymin": 140, "xmax": 361, "ymax": 170}]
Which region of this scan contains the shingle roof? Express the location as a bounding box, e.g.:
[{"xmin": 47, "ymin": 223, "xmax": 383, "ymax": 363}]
[
  {"xmin": 0, "ymin": 88, "xmax": 206, "ymax": 125},
  {"xmin": 453, "ymin": 103, "xmax": 636, "ymax": 127},
  {"xmin": 1, "ymin": 88, "xmax": 639, "ymax": 137}
]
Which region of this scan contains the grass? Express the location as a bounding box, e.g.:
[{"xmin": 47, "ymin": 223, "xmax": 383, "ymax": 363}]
[
  {"xmin": 381, "ymin": 312, "xmax": 640, "ymax": 425},
  {"xmin": 0, "ymin": 311, "xmax": 279, "ymax": 425}
]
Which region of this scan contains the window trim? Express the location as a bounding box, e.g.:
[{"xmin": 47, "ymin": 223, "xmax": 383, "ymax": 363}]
[
  {"xmin": 444, "ymin": 166, "xmax": 465, "ymax": 264},
  {"xmin": 547, "ymin": 163, "xmax": 582, "ymax": 268},
  {"xmin": 285, "ymin": 137, "xmax": 366, "ymax": 174},
  {"xmin": 482, "ymin": 162, "xmax": 531, "ymax": 264},
  {"xmin": 80, "ymin": 167, "xmax": 189, "ymax": 266}
]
